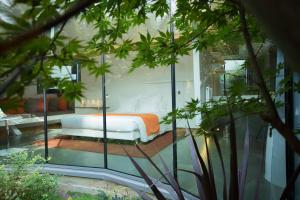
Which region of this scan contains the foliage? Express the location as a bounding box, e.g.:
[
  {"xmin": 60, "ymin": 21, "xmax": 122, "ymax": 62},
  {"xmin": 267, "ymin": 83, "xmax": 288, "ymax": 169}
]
[
  {"xmin": 125, "ymin": 121, "xmax": 251, "ymax": 200},
  {"xmin": 0, "ymin": 0, "xmax": 97, "ymax": 102},
  {"xmin": 0, "ymin": 152, "xmax": 59, "ymax": 200},
  {"xmin": 158, "ymin": 59, "xmax": 298, "ymax": 199},
  {"xmin": 0, "ymin": 0, "xmax": 263, "ymax": 101},
  {"xmin": 128, "ymin": 114, "xmax": 297, "ymax": 200},
  {"xmin": 2, "ymin": 0, "xmax": 290, "ymax": 137},
  {"xmin": 0, "ymin": 152, "xmax": 142, "ymax": 200},
  {"xmin": 0, "ymin": 0, "xmax": 299, "ymax": 199}
]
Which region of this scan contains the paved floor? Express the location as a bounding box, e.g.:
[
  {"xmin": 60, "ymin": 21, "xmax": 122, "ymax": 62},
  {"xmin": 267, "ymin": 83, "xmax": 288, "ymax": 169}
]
[{"xmin": 57, "ymin": 176, "xmax": 143, "ymax": 199}]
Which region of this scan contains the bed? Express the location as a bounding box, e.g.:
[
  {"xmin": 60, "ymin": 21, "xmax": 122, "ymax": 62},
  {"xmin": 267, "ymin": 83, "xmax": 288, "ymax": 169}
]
[{"xmin": 60, "ymin": 113, "xmax": 170, "ymax": 142}]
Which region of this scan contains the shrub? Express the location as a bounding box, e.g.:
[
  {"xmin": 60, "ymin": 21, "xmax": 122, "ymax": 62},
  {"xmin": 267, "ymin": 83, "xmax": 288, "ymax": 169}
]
[{"xmin": 0, "ymin": 152, "xmax": 59, "ymax": 200}]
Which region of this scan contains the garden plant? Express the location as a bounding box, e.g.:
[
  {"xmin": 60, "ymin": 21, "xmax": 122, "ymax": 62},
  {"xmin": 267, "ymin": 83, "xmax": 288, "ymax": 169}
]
[{"xmin": 0, "ymin": 0, "xmax": 299, "ymax": 199}]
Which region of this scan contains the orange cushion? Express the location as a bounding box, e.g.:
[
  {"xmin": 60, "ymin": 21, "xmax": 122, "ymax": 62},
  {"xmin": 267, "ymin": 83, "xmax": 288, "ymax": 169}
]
[
  {"xmin": 37, "ymin": 98, "xmax": 53, "ymax": 112},
  {"xmin": 6, "ymin": 106, "xmax": 25, "ymax": 114},
  {"xmin": 37, "ymin": 98, "xmax": 45, "ymax": 112},
  {"xmin": 48, "ymin": 98, "xmax": 59, "ymax": 111},
  {"xmin": 1, "ymin": 99, "xmax": 25, "ymax": 114},
  {"xmin": 58, "ymin": 97, "xmax": 68, "ymax": 111},
  {"xmin": 37, "ymin": 97, "xmax": 50, "ymax": 112}
]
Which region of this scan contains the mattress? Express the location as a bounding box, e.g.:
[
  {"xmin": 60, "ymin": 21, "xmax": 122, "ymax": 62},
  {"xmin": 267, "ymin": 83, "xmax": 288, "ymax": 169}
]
[
  {"xmin": 61, "ymin": 113, "xmax": 170, "ymax": 142},
  {"xmin": 61, "ymin": 115, "xmax": 142, "ymax": 132}
]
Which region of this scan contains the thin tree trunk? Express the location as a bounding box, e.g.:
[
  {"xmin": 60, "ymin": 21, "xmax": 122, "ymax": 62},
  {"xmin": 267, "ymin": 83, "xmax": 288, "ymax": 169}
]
[{"xmin": 238, "ymin": 3, "xmax": 300, "ymax": 155}]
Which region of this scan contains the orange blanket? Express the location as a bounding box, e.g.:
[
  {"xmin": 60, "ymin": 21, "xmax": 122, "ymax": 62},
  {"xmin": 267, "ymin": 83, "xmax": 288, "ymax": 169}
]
[{"xmin": 89, "ymin": 113, "xmax": 160, "ymax": 136}]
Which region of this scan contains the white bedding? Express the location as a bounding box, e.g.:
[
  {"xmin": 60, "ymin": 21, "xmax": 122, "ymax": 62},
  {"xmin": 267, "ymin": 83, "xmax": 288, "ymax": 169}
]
[{"xmin": 61, "ymin": 114, "xmax": 170, "ymax": 142}]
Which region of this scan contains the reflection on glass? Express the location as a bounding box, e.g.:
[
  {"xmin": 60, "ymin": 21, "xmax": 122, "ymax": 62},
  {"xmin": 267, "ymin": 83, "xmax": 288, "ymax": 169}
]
[
  {"xmin": 0, "ymin": 98, "xmax": 69, "ymax": 161},
  {"xmin": 198, "ymin": 43, "xmax": 283, "ymax": 199},
  {"xmin": 224, "ymin": 59, "xmax": 246, "ymax": 93},
  {"xmin": 106, "ymin": 52, "xmax": 175, "ymax": 179},
  {"xmin": 0, "ymin": 10, "xmax": 285, "ymax": 200},
  {"xmin": 47, "ymin": 88, "xmax": 104, "ymax": 167}
]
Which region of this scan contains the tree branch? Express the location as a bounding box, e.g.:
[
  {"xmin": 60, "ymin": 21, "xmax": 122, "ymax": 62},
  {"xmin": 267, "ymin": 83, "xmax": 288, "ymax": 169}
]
[
  {"xmin": 0, "ymin": 20, "xmax": 68, "ymax": 97},
  {"xmin": 238, "ymin": 3, "xmax": 300, "ymax": 154},
  {"xmin": 0, "ymin": 0, "xmax": 96, "ymax": 55}
]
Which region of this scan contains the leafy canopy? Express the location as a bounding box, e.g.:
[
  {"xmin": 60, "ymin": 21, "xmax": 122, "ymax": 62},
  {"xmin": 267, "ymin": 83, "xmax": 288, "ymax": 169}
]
[
  {"xmin": 1, "ymin": 0, "xmax": 284, "ymax": 132},
  {"xmin": 0, "ymin": 0, "xmax": 263, "ymax": 101}
]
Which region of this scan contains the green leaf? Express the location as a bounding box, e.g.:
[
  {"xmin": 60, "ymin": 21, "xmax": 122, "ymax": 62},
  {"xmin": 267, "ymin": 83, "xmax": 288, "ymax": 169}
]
[
  {"xmin": 114, "ymin": 39, "xmax": 133, "ymax": 59},
  {"xmin": 88, "ymin": 62, "xmax": 111, "ymax": 77}
]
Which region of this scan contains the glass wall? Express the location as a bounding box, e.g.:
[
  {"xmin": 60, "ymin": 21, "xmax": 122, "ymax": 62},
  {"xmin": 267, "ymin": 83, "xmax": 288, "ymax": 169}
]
[
  {"xmin": 0, "ymin": 92, "xmax": 73, "ymax": 162},
  {"xmin": 0, "ymin": 108, "xmax": 42, "ymax": 160},
  {"xmin": 105, "ymin": 51, "xmax": 174, "ymax": 179},
  {"xmin": 0, "ymin": 11, "xmax": 290, "ymax": 200},
  {"xmin": 47, "ymin": 62, "xmax": 104, "ymax": 168},
  {"xmin": 198, "ymin": 42, "xmax": 283, "ymax": 199}
]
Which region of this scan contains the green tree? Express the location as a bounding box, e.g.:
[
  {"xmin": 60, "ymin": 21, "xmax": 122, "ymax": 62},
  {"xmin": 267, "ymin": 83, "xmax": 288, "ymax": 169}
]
[
  {"xmin": 0, "ymin": 0, "xmax": 298, "ymax": 154},
  {"xmin": 0, "ymin": 0, "xmax": 299, "ymax": 199}
]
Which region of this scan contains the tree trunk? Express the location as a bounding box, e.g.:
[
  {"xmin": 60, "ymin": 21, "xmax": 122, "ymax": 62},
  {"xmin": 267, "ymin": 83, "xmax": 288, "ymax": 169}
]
[{"xmin": 238, "ymin": 3, "xmax": 300, "ymax": 155}]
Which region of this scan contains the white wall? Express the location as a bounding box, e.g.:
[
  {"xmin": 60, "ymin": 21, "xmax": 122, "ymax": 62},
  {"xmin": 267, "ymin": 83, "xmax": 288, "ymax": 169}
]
[
  {"xmin": 59, "ymin": 16, "xmax": 197, "ymax": 127},
  {"xmin": 23, "ymin": 84, "xmax": 41, "ymax": 98},
  {"xmin": 265, "ymin": 50, "xmax": 286, "ymax": 188},
  {"xmin": 77, "ymin": 52, "xmax": 196, "ymax": 128}
]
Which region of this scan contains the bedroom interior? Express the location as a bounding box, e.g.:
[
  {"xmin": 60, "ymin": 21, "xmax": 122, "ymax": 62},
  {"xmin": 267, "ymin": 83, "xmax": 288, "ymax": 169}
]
[
  {"xmin": 0, "ymin": 38, "xmax": 284, "ymax": 198},
  {"xmin": 0, "ymin": 2, "xmax": 292, "ymax": 199},
  {"xmin": 0, "ymin": 14, "xmax": 202, "ymax": 193}
]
